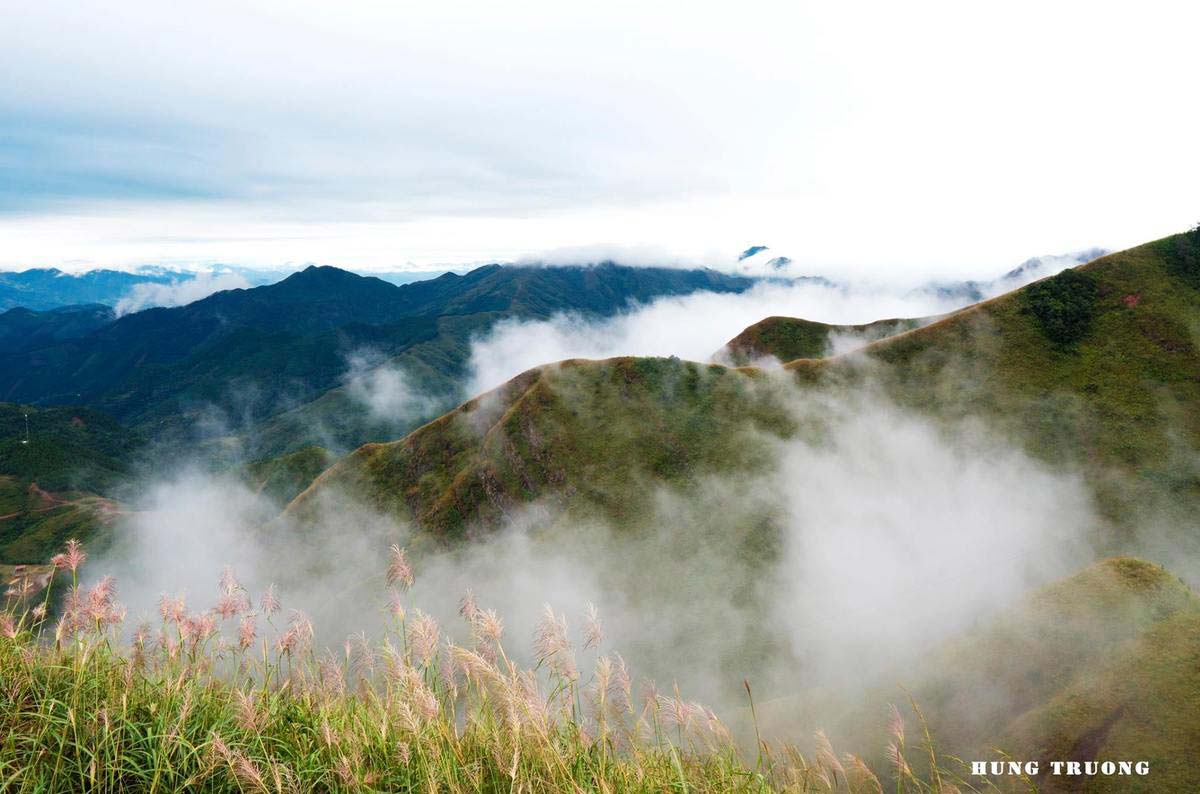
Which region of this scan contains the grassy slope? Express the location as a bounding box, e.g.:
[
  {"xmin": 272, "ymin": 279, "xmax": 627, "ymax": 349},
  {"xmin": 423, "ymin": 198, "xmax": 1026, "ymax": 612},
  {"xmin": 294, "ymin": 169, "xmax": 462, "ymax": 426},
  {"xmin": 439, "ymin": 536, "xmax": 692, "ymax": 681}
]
[
  {"xmin": 749, "ymin": 557, "xmax": 1200, "ymax": 791},
  {"xmin": 288, "ymin": 357, "xmax": 794, "ymax": 545},
  {"xmin": 719, "ymin": 315, "xmax": 922, "ymax": 365},
  {"xmin": 831, "ymin": 234, "xmax": 1200, "ymax": 533},
  {"xmin": 928, "ymin": 557, "xmax": 1199, "ymax": 791}
]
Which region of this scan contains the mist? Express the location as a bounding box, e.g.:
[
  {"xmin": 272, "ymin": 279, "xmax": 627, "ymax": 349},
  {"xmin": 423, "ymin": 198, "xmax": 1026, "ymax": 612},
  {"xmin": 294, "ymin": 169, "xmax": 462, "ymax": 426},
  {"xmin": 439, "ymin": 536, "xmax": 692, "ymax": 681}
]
[
  {"xmin": 466, "ymin": 280, "xmax": 961, "ymax": 395},
  {"xmin": 344, "ymin": 351, "xmax": 442, "ymax": 424},
  {"xmin": 85, "ymin": 370, "xmax": 1097, "ymax": 733}
]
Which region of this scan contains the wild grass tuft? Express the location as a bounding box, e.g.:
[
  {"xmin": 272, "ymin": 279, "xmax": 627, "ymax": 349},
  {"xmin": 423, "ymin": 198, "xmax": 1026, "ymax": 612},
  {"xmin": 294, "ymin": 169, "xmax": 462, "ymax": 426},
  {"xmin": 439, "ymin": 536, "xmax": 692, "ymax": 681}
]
[{"xmin": 1, "ymin": 539, "xmax": 997, "ymax": 792}]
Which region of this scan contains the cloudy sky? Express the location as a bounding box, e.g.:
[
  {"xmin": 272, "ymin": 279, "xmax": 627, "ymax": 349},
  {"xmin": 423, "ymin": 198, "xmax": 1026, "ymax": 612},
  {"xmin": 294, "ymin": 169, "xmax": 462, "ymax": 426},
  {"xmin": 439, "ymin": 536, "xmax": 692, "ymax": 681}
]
[{"xmin": 1, "ymin": 1, "xmax": 1197, "ymax": 278}]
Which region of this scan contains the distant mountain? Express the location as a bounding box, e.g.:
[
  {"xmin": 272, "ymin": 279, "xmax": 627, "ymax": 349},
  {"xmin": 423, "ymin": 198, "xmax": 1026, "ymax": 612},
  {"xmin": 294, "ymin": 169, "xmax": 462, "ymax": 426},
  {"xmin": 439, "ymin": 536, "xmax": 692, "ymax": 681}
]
[
  {"xmin": 0, "ymin": 266, "xmax": 290, "ymax": 312},
  {"xmin": 914, "ymin": 247, "xmax": 1109, "ymax": 303},
  {"xmin": 0, "ymin": 268, "xmax": 180, "ymax": 311},
  {"xmin": 738, "ymin": 245, "xmax": 769, "ymax": 261},
  {"xmin": 371, "ymin": 270, "xmax": 456, "ymax": 286},
  {"xmin": 730, "ymin": 244, "xmax": 1107, "ymax": 298},
  {"xmin": 0, "ymin": 263, "xmax": 754, "ymax": 455}
]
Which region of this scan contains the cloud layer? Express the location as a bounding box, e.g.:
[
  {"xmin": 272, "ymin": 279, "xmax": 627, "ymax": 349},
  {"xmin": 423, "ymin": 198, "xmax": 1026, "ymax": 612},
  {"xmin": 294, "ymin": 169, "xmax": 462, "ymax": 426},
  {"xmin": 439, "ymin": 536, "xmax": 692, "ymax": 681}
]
[
  {"xmin": 466, "ymin": 279, "xmax": 964, "ymax": 395},
  {"xmin": 2, "ymin": 2, "xmax": 1197, "ymax": 273}
]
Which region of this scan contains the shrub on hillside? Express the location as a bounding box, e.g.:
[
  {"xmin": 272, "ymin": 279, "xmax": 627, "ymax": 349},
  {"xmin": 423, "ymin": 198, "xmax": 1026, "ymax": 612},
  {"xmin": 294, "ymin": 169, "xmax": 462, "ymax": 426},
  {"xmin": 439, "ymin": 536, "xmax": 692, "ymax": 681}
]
[
  {"xmin": 1023, "ymin": 269, "xmax": 1099, "ymax": 346},
  {"xmin": 1165, "ymin": 222, "xmax": 1200, "ymax": 288}
]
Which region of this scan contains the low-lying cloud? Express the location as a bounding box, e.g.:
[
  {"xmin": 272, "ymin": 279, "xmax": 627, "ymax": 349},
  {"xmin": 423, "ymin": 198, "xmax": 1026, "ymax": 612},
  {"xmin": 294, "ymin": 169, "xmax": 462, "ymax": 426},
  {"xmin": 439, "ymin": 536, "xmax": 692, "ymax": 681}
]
[
  {"xmin": 466, "ymin": 280, "xmax": 959, "ymax": 395},
  {"xmin": 86, "ymin": 373, "xmax": 1097, "ymax": 730},
  {"xmin": 344, "ymin": 351, "xmax": 441, "ymax": 424},
  {"xmin": 115, "ymin": 271, "xmax": 251, "ymax": 315}
]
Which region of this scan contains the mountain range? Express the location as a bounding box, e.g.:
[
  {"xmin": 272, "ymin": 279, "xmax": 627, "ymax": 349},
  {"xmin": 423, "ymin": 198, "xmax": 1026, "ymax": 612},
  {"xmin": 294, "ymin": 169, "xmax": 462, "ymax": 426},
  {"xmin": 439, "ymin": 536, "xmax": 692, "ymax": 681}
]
[
  {"xmin": 0, "ymin": 263, "xmax": 753, "ymax": 457},
  {"xmin": 0, "ymin": 264, "xmax": 466, "ymax": 314}
]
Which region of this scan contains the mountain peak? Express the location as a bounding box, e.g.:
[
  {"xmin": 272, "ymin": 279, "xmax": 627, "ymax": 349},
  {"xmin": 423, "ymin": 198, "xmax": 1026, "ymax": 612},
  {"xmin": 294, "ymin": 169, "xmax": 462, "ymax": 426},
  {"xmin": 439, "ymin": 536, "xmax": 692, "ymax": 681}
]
[
  {"xmin": 738, "ymin": 245, "xmax": 769, "ymax": 261},
  {"xmin": 275, "ymin": 265, "xmax": 374, "ymax": 290}
]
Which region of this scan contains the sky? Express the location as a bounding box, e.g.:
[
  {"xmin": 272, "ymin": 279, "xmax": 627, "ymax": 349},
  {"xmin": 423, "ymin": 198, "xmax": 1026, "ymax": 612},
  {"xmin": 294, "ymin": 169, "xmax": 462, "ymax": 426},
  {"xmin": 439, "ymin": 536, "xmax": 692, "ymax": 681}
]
[{"xmin": 1, "ymin": 1, "xmax": 1198, "ymax": 279}]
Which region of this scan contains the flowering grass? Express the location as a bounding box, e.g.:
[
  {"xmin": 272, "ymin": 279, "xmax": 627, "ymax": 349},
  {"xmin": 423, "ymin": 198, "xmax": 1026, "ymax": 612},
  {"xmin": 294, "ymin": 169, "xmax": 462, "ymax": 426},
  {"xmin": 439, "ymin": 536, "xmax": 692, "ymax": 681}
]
[{"xmin": 1, "ymin": 540, "xmax": 994, "ymax": 793}]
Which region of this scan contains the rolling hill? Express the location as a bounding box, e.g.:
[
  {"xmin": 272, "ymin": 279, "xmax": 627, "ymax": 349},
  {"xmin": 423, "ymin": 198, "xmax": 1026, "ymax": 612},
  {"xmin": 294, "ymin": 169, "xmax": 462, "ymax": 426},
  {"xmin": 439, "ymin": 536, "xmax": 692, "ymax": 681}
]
[{"xmin": 286, "ymin": 356, "xmax": 794, "ymax": 544}]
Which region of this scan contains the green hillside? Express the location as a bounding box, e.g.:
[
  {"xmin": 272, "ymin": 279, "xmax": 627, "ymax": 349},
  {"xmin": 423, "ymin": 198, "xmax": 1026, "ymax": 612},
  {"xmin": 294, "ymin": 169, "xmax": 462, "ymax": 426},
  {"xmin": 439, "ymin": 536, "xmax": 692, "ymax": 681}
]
[
  {"xmin": 995, "ymin": 560, "xmax": 1200, "ymax": 792},
  {"xmin": 718, "ymin": 314, "xmax": 922, "ymax": 365},
  {"xmin": 0, "ymin": 403, "xmax": 139, "ymax": 565},
  {"xmin": 0, "ymin": 268, "xmax": 180, "ymax": 311},
  {"xmin": 0, "ymin": 476, "xmax": 118, "ymax": 564},
  {"xmin": 924, "ymin": 557, "xmax": 1198, "ymax": 789}
]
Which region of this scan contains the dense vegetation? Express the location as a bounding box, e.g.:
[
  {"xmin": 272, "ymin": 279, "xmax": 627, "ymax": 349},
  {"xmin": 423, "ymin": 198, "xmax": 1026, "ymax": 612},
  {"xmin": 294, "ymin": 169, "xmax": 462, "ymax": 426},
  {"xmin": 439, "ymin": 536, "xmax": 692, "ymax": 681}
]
[
  {"xmin": 1021, "ymin": 269, "xmax": 1099, "ymax": 345},
  {"xmin": 0, "ymin": 404, "xmax": 137, "ymax": 566},
  {"xmin": 0, "ymin": 304, "xmax": 116, "ymax": 353},
  {"xmin": 1162, "ymin": 222, "xmax": 1200, "ymax": 287},
  {"xmin": 0, "ymin": 403, "xmax": 142, "ymax": 494}
]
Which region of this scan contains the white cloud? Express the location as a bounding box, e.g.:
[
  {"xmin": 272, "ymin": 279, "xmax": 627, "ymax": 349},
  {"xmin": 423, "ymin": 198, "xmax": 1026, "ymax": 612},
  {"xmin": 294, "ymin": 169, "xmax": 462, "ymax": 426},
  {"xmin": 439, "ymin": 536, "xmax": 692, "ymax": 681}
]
[
  {"xmin": 85, "ymin": 378, "xmax": 1096, "ymax": 718},
  {"xmin": 114, "ymin": 271, "xmax": 251, "ymax": 315},
  {"xmin": 466, "ymin": 280, "xmax": 964, "ymax": 395}
]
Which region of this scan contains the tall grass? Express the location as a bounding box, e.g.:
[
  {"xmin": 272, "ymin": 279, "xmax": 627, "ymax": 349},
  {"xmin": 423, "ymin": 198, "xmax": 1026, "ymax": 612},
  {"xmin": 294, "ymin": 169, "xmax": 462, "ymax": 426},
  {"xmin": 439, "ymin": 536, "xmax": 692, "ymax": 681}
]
[{"xmin": 1, "ymin": 539, "xmax": 1001, "ymax": 793}]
